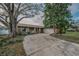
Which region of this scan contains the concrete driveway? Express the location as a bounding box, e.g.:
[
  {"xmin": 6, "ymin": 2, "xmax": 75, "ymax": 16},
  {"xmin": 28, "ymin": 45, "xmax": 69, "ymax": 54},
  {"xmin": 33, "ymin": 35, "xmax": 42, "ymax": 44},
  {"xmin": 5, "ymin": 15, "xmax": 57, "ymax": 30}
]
[{"xmin": 23, "ymin": 34, "xmax": 79, "ymax": 56}]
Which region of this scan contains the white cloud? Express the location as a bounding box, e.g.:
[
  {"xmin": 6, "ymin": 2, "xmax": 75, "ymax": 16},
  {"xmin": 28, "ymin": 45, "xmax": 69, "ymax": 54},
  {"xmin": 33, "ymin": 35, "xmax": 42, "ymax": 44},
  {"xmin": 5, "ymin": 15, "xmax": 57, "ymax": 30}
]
[
  {"xmin": 72, "ymin": 17, "xmax": 79, "ymax": 20},
  {"xmin": 68, "ymin": 3, "xmax": 79, "ymax": 15}
]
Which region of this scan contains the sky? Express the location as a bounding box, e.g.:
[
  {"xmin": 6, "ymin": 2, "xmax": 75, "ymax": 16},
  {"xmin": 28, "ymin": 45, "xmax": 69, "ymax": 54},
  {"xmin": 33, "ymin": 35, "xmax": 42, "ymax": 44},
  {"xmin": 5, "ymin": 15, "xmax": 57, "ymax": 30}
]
[
  {"xmin": 28, "ymin": 3, "xmax": 79, "ymax": 25},
  {"xmin": 27, "ymin": 3, "xmax": 79, "ymax": 25},
  {"xmin": 68, "ymin": 3, "xmax": 79, "ymax": 21},
  {"xmin": 13, "ymin": 3, "xmax": 79, "ymax": 26},
  {"xmin": 1, "ymin": 3, "xmax": 79, "ymax": 26}
]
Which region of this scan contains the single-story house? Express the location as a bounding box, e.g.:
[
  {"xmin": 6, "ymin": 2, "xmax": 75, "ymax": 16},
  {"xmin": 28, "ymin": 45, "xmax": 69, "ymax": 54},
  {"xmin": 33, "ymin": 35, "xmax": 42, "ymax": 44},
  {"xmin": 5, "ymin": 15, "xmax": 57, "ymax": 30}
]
[
  {"xmin": 17, "ymin": 23, "xmax": 44, "ymax": 34},
  {"xmin": 16, "ymin": 18, "xmax": 44, "ymax": 34}
]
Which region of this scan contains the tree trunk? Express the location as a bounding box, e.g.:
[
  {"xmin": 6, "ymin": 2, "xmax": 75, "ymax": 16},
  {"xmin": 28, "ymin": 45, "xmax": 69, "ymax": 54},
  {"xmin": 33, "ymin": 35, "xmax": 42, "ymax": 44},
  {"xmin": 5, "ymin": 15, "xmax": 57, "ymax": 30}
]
[
  {"xmin": 11, "ymin": 17, "xmax": 17, "ymax": 37},
  {"xmin": 8, "ymin": 18, "xmax": 17, "ymax": 37},
  {"xmin": 53, "ymin": 26, "xmax": 59, "ymax": 34},
  {"xmin": 53, "ymin": 25, "xmax": 56, "ymax": 34},
  {"xmin": 10, "ymin": 3, "xmax": 17, "ymax": 38}
]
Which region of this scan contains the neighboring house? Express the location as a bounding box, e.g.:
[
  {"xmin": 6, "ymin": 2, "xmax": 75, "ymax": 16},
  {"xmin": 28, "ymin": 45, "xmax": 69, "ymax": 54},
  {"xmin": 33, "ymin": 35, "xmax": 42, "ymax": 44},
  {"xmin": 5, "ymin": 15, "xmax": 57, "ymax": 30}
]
[
  {"xmin": 68, "ymin": 24, "xmax": 79, "ymax": 32},
  {"xmin": 67, "ymin": 28, "xmax": 76, "ymax": 32}
]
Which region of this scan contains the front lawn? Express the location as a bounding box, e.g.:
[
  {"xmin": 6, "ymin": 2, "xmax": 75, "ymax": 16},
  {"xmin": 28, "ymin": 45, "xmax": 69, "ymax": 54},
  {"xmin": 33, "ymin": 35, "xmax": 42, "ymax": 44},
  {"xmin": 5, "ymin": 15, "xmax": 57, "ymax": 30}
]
[
  {"xmin": 64, "ymin": 32, "xmax": 79, "ymax": 38},
  {"xmin": 0, "ymin": 35, "xmax": 26, "ymax": 56},
  {"xmin": 51, "ymin": 32, "xmax": 79, "ymax": 44}
]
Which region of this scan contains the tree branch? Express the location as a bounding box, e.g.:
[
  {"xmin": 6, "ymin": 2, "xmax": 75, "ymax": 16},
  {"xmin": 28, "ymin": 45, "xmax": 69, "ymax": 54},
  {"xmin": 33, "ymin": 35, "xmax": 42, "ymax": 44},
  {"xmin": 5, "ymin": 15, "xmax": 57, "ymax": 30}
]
[
  {"xmin": 17, "ymin": 17, "xmax": 28, "ymax": 24},
  {"xmin": 15, "ymin": 3, "xmax": 21, "ymax": 18},
  {"xmin": 0, "ymin": 4, "xmax": 9, "ymax": 13},
  {"xmin": 0, "ymin": 16, "xmax": 8, "ymax": 24},
  {"xmin": 15, "ymin": 8, "xmax": 31, "ymax": 19},
  {"xmin": 0, "ymin": 18, "xmax": 8, "ymax": 27}
]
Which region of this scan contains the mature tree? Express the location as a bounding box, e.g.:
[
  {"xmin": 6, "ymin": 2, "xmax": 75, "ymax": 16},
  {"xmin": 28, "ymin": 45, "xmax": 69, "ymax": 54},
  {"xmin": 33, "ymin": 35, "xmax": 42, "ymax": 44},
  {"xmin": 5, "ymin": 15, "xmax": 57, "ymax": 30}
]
[
  {"xmin": 0, "ymin": 3, "xmax": 42, "ymax": 37},
  {"xmin": 43, "ymin": 3, "xmax": 71, "ymax": 34}
]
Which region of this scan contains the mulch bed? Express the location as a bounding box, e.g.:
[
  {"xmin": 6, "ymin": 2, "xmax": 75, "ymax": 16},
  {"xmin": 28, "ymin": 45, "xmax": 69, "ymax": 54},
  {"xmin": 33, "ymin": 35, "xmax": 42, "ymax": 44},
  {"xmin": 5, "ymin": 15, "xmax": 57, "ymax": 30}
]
[{"xmin": 0, "ymin": 35, "xmax": 26, "ymax": 56}]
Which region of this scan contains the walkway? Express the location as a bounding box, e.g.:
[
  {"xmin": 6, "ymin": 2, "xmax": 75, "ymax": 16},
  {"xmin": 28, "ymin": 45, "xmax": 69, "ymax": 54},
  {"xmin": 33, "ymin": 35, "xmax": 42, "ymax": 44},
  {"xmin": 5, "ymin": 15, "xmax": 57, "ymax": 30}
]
[{"xmin": 23, "ymin": 34, "xmax": 79, "ymax": 56}]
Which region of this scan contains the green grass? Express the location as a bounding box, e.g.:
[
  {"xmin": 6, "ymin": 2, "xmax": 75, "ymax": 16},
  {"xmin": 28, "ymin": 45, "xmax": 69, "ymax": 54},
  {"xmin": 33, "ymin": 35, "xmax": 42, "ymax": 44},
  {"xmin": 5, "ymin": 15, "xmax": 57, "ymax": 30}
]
[
  {"xmin": 0, "ymin": 35, "xmax": 26, "ymax": 56},
  {"xmin": 51, "ymin": 32, "xmax": 79, "ymax": 44},
  {"xmin": 64, "ymin": 32, "xmax": 79, "ymax": 38}
]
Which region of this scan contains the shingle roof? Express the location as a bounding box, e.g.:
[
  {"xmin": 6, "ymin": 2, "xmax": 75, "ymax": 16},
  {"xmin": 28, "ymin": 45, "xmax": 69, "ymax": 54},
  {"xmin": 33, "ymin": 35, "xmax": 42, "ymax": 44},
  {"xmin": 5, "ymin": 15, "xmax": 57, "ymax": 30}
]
[{"xmin": 18, "ymin": 18, "xmax": 44, "ymax": 28}]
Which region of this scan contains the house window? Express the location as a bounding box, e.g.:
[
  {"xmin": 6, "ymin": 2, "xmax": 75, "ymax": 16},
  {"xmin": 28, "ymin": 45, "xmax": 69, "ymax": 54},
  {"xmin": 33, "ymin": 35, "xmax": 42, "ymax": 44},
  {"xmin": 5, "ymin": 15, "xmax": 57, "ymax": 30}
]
[{"xmin": 22, "ymin": 28, "xmax": 26, "ymax": 32}]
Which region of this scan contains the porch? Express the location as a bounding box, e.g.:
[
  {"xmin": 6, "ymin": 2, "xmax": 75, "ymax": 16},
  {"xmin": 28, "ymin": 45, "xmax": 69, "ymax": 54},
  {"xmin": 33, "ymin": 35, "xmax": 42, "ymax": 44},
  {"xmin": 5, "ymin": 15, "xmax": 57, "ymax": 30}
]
[{"xmin": 17, "ymin": 24, "xmax": 44, "ymax": 35}]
